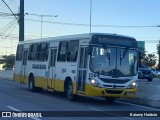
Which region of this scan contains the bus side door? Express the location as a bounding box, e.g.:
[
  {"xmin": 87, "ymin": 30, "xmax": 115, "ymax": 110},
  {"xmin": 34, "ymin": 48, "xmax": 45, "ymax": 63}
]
[
  {"xmin": 77, "ymin": 46, "xmax": 88, "ymax": 93},
  {"xmin": 48, "ymin": 42, "xmax": 58, "ymax": 89}
]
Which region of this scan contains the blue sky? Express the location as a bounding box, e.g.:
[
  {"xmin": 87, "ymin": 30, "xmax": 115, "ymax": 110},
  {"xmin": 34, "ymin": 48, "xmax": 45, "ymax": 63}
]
[{"xmin": 0, "ymin": 0, "xmax": 160, "ymax": 56}]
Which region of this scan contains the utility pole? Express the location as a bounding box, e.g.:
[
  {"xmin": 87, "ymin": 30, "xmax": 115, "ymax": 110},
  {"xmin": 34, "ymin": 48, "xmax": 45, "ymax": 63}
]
[{"xmin": 19, "ymin": 0, "xmax": 24, "ymax": 41}]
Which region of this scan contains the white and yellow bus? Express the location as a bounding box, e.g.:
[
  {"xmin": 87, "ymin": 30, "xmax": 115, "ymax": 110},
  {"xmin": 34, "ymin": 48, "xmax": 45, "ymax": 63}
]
[{"xmin": 14, "ymin": 33, "xmax": 138, "ymax": 102}]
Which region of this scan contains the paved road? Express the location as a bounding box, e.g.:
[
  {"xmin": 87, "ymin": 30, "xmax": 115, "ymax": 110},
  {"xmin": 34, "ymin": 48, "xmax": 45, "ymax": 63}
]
[{"xmin": 0, "ymin": 79, "xmax": 160, "ymax": 120}]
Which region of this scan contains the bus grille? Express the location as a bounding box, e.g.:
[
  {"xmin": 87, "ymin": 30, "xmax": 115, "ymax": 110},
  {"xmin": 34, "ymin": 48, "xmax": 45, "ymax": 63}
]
[
  {"xmin": 103, "ymin": 85, "xmax": 125, "ymax": 88},
  {"xmin": 105, "ymin": 90, "xmax": 123, "ymax": 94},
  {"xmin": 100, "ymin": 78, "xmax": 130, "ymax": 84}
]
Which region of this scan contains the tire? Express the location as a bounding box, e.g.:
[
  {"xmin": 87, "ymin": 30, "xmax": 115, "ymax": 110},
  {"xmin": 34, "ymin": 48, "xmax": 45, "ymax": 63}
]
[
  {"xmin": 105, "ymin": 97, "xmax": 116, "ymax": 103},
  {"xmin": 29, "ymin": 76, "xmax": 36, "ymax": 92},
  {"xmin": 147, "ymin": 78, "xmax": 153, "ymax": 82},
  {"xmin": 66, "ymin": 81, "xmax": 75, "ymax": 101},
  {"xmin": 29, "ymin": 76, "xmax": 43, "ymax": 92}
]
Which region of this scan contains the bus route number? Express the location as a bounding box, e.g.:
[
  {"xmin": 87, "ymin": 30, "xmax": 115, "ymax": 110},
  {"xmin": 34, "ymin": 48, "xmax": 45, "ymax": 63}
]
[{"xmin": 89, "ymin": 73, "xmax": 99, "ymax": 78}]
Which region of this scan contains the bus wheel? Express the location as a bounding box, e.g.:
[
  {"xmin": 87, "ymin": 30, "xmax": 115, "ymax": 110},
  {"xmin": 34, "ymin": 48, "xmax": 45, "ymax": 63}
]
[
  {"xmin": 105, "ymin": 97, "xmax": 116, "ymax": 103},
  {"xmin": 147, "ymin": 78, "xmax": 153, "ymax": 82},
  {"xmin": 29, "ymin": 76, "xmax": 35, "ymax": 92},
  {"xmin": 66, "ymin": 81, "xmax": 75, "ymax": 101}
]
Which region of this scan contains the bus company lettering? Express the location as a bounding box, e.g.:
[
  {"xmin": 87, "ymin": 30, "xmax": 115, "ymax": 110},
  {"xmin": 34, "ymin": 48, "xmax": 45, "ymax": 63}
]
[{"xmin": 32, "ymin": 64, "xmax": 46, "ymax": 69}]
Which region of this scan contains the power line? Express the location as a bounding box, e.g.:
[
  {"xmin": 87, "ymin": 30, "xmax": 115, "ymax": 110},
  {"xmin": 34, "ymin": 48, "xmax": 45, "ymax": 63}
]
[
  {"xmin": 5, "ymin": 21, "xmax": 17, "ymax": 37},
  {"xmin": 1, "ymin": 0, "xmax": 19, "ymax": 21},
  {"xmin": 0, "ymin": 11, "xmax": 18, "ymax": 17},
  {"xmin": 25, "ymin": 18, "xmax": 160, "ymax": 28},
  {"xmin": 1, "ymin": 12, "xmax": 160, "ymax": 28},
  {"xmin": 0, "ymin": 19, "xmax": 17, "ymax": 36}
]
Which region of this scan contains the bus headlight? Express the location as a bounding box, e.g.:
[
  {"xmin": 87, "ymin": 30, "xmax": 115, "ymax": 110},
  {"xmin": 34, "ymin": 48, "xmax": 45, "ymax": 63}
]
[
  {"xmin": 89, "ymin": 79, "xmax": 102, "ymax": 87},
  {"xmin": 127, "ymin": 81, "xmax": 137, "ymax": 89}
]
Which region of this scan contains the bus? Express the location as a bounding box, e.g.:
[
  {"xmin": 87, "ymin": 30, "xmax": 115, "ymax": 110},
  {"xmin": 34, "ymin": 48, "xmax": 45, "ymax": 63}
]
[{"xmin": 14, "ymin": 33, "xmax": 138, "ymax": 102}]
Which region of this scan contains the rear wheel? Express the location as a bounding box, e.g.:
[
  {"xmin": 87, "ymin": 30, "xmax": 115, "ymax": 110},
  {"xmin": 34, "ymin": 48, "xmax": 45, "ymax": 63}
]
[
  {"xmin": 29, "ymin": 76, "xmax": 36, "ymax": 92},
  {"xmin": 66, "ymin": 81, "xmax": 75, "ymax": 101},
  {"xmin": 147, "ymin": 78, "xmax": 153, "ymax": 82},
  {"xmin": 105, "ymin": 97, "xmax": 116, "ymax": 103}
]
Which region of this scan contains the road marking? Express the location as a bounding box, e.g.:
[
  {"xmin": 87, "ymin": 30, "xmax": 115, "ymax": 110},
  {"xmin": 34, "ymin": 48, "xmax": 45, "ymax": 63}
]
[
  {"xmin": 117, "ymin": 100, "xmax": 160, "ymax": 111},
  {"xmin": 6, "ymin": 106, "xmax": 42, "ymax": 120},
  {"xmin": 7, "ymin": 106, "xmax": 20, "ymax": 111},
  {"xmin": 89, "ymin": 107, "xmax": 101, "ymax": 111},
  {"xmin": 30, "ymin": 117, "xmax": 42, "ymax": 120},
  {"xmin": 89, "ymin": 107, "xmax": 134, "ymax": 120}
]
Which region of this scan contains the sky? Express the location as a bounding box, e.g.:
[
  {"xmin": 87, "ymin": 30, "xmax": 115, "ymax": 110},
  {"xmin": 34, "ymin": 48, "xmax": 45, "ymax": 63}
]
[{"xmin": 0, "ymin": 0, "xmax": 160, "ymax": 57}]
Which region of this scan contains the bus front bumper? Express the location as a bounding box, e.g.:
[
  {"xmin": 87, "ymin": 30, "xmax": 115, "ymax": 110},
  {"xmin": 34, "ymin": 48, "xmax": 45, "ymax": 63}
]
[{"xmin": 85, "ymin": 84, "xmax": 137, "ymax": 98}]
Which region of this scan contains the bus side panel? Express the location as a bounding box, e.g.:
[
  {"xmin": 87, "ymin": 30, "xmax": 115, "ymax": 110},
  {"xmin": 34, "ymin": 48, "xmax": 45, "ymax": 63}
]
[
  {"xmin": 35, "ymin": 76, "xmax": 47, "ymax": 89},
  {"xmin": 54, "ymin": 79, "xmax": 64, "ymax": 92},
  {"xmin": 22, "ymin": 75, "xmax": 28, "ymax": 85},
  {"xmin": 32, "ymin": 62, "xmax": 48, "ymax": 89},
  {"xmin": 55, "ymin": 62, "xmax": 77, "ymax": 92}
]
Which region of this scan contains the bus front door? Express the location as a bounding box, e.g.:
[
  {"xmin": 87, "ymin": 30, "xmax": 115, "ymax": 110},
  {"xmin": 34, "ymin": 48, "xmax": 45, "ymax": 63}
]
[
  {"xmin": 21, "ymin": 49, "xmax": 28, "ymax": 84},
  {"xmin": 77, "ymin": 46, "xmax": 88, "ymax": 94},
  {"xmin": 48, "ymin": 47, "xmax": 57, "ymax": 89}
]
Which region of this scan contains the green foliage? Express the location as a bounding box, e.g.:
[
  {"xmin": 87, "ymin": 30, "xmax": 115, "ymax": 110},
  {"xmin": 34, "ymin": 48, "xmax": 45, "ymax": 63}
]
[
  {"xmin": 0, "ymin": 54, "xmax": 15, "ymax": 69},
  {"xmin": 143, "ymin": 53, "xmax": 157, "ymax": 67},
  {"xmin": 139, "ymin": 48, "xmax": 146, "ymax": 60}
]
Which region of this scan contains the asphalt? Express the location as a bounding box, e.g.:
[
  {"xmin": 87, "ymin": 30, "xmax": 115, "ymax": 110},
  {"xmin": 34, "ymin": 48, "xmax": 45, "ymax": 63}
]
[{"xmin": 0, "ymin": 70, "xmax": 160, "ymax": 109}]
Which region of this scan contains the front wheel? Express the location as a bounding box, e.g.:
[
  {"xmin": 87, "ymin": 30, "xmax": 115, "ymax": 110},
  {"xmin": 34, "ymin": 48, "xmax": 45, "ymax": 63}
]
[
  {"xmin": 147, "ymin": 78, "xmax": 153, "ymax": 82},
  {"xmin": 66, "ymin": 81, "xmax": 75, "ymax": 101},
  {"xmin": 29, "ymin": 76, "xmax": 43, "ymax": 92}
]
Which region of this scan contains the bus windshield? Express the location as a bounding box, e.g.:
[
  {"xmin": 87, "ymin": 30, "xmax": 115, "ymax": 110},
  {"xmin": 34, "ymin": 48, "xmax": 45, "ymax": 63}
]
[{"xmin": 89, "ymin": 46, "xmax": 138, "ymax": 77}]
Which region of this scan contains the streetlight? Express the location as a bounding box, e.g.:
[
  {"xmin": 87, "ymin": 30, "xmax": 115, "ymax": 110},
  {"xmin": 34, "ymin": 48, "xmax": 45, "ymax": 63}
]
[
  {"xmin": 90, "ymin": 0, "xmax": 92, "ymax": 34},
  {"xmin": 25, "ymin": 13, "xmax": 58, "ymax": 38}
]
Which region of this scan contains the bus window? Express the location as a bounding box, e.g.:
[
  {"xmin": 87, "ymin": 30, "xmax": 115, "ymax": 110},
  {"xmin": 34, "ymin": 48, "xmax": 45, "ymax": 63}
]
[
  {"xmin": 67, "ymin": 40, "xmax": 79, "ymax": 62},
  {"xmin": 37, "ymin": 43, "xmax": 48, "ymax": 61},
  {"xmin": 16, "ymin": 45, "xmax": 23, "ymax": 61},
  {"xmin": 57, "ymin": 41, "xmax": 68, "ymax": 61},
  {"xmin": 28, "ymin": 43, "xmax": 38, "ymax": 60}
]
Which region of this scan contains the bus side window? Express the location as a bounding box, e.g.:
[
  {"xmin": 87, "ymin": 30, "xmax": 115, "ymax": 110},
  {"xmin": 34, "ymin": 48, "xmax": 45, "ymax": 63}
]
[
  {"xmin": 37, "ymin": 43, "xmax": 49, "ymax": 61},
  {"xmin": 57, "ymin": 41, "xmax": 68, "ymax": 61},
  {"xmin": 28, "ymin": 43, "xmax": 38, "ymax": 60},
  {"xmin": 67, "ymin": 40, "xmax": 79, "ymax": 62},
  {"xmin": 16, "ymin": 45, "xmax": 23, "ymax": 61}
]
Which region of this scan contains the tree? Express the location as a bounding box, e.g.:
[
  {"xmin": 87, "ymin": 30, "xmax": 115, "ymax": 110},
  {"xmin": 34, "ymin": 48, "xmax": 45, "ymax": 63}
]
[
  {"xmin": 139, "ymin": 48, "xmax": 146, "ymax": 60},
  {"xmin": 138, "ymin": 48, "xmax": 146, "ymax": 67},
  {"xmin": 157, "ymin": 40, "xmax": 160, "ymax": 70},
  {"xmin": 143, "ymin": 53, "xmax": 157, "ymax": 67},
  {"xmin": 0, "ymin": 54, "xmax": 15, "ymax": 69}
]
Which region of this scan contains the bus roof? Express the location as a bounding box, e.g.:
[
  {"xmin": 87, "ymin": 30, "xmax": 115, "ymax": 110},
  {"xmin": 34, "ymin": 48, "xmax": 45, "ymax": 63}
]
[{"xmin": 18, "ymin": 33, "xmax": 136, "ymax": 45}]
